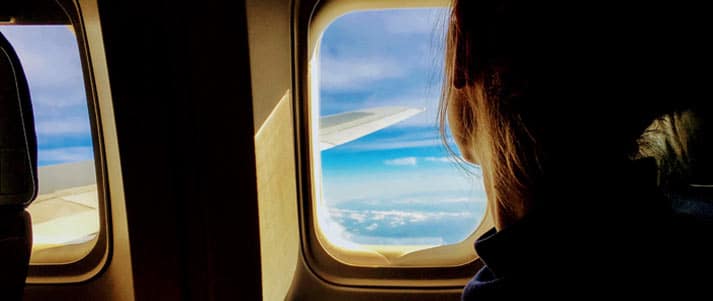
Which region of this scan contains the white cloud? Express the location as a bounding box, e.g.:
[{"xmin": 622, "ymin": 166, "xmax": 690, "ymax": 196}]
[
  {"xmin": 319, "ymin": 57, "xmax": 406, "ymax": 91},
  {"xmin": 32, "ymin": 90, "xmax": 87, "ymax": 108},
  {"xmin": 383, "ymin": 8, "xmax": 449, "ymax": 35},
  {"xmin": 365, "ymin": 223, "xmax": 379, "ymax": 231},
  {"xmin": 371, "ymin": 213, "xmax": 386, "ymax": 220},
  {"xmin": 36, "ymin": 117, "xmax": 91, "ymax": 136},
  {"xmin": 348, "ymin": 212, "xmax": 367, "ymax": 223},
  {"xmin": 0, "ymin": 26, "xmax": 85, "ymax": 99},
  {"xmin": 383, "ymin": 156, "xmax": 458, "ymax": 167},
  {"xmin": 389, "ymin": 218, "xmax": 406, "ymax": 226},
  {"xmin": 425, "ymin": 156, "xmax": 455, "ymax": 163},
  {"xmin": 391, "ymin": 197, "xmax": 477, "ymax": 204},
  {"xmin": 322, "ymin": 163, "xmax": 483, "ymax": 203},
  {"xmin": 329, "ymin": 208, "xmax": 474, "ymax": 225},
  {"xmin": 353, "ymin": 236, "xmax": 445, "ymax": 245},
  {"xmin": 39, "ymin": 146, "xmax": 94, "ymax": 165},
  {"xmin": 356, "ymin": 138, "xmax": 443, "ymax": 151},
  {"xmin": 384, "ymin": 157, "xmax": 418, "ymax": 166}
]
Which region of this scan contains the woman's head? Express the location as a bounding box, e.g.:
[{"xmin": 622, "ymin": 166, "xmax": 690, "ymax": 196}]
[
  {"xmin": 440, "ymin": 0, "xmax": 541, "ymax": 228},
  {"xmin": 440, "ymin": 0, "xmax": 693, "ymax": 228}
]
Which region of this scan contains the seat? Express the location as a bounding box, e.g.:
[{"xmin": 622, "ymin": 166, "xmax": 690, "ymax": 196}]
[
  {"xmin": 639, "ymin": 109, "xmax": 713, "ymax": 221},
  {"xmin": 0, "ymin": 32, "xmax": 38, "ymax": 300},
  {"xmin": 638, "ymin": 106, "xmax": 713, "ymax": 294}
]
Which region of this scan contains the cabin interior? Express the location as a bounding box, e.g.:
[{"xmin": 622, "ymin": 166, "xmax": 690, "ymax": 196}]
[{"xmin": 0, "ymin": 0, "xmax": 710, "ymax": 300}]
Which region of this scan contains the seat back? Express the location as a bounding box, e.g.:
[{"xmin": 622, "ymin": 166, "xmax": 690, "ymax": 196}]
[
  {"xmin": 0, "ymin": 31, "xmax": 38, "ymax": 300},
  {"xmin": 639, "ymin": 108, "xmax": 713, "ymax": 221}
]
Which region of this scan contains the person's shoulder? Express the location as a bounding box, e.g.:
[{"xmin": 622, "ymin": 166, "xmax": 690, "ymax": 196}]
[{"xmin": 461, "ymin": 266, "xmax": 508, "ymax": 301}]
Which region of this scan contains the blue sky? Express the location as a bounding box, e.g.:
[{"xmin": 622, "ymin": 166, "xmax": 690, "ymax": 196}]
[
  {"xmin": 0, "ymin": 26, "xmax": 94, "ymax": 166},
  {"xmin": 318, "ymin": 9, "xmax": 487, "ymax": 246}
]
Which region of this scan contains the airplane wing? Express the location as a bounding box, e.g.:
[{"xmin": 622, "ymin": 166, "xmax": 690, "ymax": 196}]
[
  {"xmin": 30, "ymin": 185, "xmax": 99, "ymax": 251},
  {"xmin": 319, "ymin": 106, "xmax": 424, "ymax": 151},
  {"xmin": 26, "ymin": 106, "xmax": 422, "ymax": 261},
  {"xmin": 27, "ymin": 161, "xmax": 100, "ymax": 263}
]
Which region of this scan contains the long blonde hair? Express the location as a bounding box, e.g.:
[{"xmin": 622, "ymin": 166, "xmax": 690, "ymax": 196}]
[
  {"xmin": 440, "ymin": 0, "xmax": 540, "ymax": 228},
  {"xmin": 439, "ymin": 0, "xmax": 690, "ymax": 228}
]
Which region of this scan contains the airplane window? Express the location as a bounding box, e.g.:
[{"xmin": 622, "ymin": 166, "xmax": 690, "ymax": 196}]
[
  {"xmin": 0, "ymin": 26, "xmax": 100, "ymax": 264},
  {"xmin": 313, "ymin": 9, "xmax": 486, "ymax": 250}
]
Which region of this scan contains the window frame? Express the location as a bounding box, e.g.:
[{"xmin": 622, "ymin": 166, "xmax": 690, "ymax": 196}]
[
  {"xmin": 295, "ymin": 0, "xmax": 493, "ymax": 288},
  {"xmin": 3, "ymin": 0, "xmax": 113, "ymax": 283}
]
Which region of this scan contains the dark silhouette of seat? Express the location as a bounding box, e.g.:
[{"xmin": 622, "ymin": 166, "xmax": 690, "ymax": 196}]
[
  {"xmin": 639, "ymin": 109, "xmax": 713, "ymax": 221},
  {"xmin": 0, "ymin": 31, "xmax": 38, "ymax": 300},
  {"xmin": 638, "ymin": 107, "xmax": 713, "ymax": 295}
]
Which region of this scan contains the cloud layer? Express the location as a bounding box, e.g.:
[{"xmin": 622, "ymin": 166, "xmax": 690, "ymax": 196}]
[
  {"xmin": 383, "ymin": 156, "xmax": 458, "ymax": 166},
  {"xmin": 319, "ymin": 57, "xmax": 406, "ymax": 91},
  {"xmin": 39, "ymin": 147, "xmax": 94, "ymax": 165},
  {"xmin": 384, "ymin": 157, "xmax": 418, "ymax": 166},
  {"xmin": 324, "ymin": 200, "xmax": 484, "ymax": 245}
]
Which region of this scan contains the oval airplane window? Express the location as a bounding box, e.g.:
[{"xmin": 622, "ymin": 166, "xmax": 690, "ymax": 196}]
[
  {"xmin": 311, "ymin": 8, "xmax": 486, "ymax": 265},
  {"xmin": 1, "ymin": 25, "xmax": 100, "ymax": 265}
]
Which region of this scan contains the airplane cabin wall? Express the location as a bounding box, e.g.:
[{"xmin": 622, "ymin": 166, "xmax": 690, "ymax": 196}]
[
  {"xmin": 24, "ymin": 0, "xmax": 134, "ymax": 299},
  {"xmin": 51, "ymin": 0, "xmax": 261, "ymax": 300},
  {"xmin": 246, "ymin": 0, "xmax": 301, "ymax": 300},
  {"xmin": 97, "ymin": 0, "xmax": 264, "ymax": 299},
  {"xmin": 22, "ymin": 0, "xmax": 473, "ymax": 300}
]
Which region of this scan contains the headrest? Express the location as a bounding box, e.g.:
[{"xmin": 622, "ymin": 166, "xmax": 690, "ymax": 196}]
[
  {"xmin": 639, "ymin": 109, "xmax": 713, "ymax": 220},
  {"xmin": 0, "ymin": 32, "xmax": 38, "ymax": 208}
]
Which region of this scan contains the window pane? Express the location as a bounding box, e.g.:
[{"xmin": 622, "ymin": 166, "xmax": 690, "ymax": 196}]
[
  {"xmin": 315, "ymin": 9, "xmax": 486, "ymax": 248},
  {"xmin": 1, "ymin": 26, "xmax": 99, "ymax": 264}
]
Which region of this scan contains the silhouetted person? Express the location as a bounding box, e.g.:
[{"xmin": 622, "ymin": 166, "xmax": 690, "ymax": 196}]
[{"xmin": 439, "ymin": 0, "xmax": 712, "ymax": 299}]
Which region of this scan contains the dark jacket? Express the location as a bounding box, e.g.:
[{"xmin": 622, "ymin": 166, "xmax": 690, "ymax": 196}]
[{"xmin": 462, "ymin": 160, "xmax": 713, "ymax": 300}]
